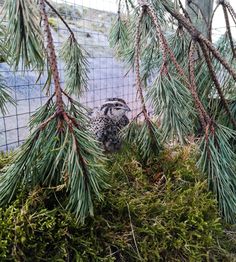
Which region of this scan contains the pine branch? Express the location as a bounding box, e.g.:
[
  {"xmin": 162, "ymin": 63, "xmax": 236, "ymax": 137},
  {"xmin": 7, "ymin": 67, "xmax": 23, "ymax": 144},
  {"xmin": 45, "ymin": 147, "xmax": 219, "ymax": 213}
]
[
  {"xmin": 0, "ymin": 75, "xmax": 15, "ymax": 115},
  {"xmin": 141, "ymin": 1, "xmax": 211, "ymax": 131},
  {"xmin": 188, "ymin": 40, "xmax": 212, "ymax": 131},
  {"xmin": 0, "ymin": 0, "xmax": 108, "ymax": 223},
  {"xmin": 145, "ymin": 3, "xmax": 168, "ymax": 74},
  {"xmin": 225, "ymin": 1, "xmax": 236, "ymax": 25},
  {"xmin": 126, "ymin": 3, "xmax": 162, "ymax": 158},
  {"xmin": 110, "ymin": 0, "xmax": 236, "ymax": 224},
  {"xmin": 221, "ymin": 2, "xmax": 236, "ymax": 58},
  {"xmin": 0, "ymin": 24, "xmax": 9, "ymax": 62},
  {"xmin": 197, "ymin": 125, "xmax": 236, "ymax": 223},
  {"xmin": 121, "ymin": 118, "xmax": 162, "ymax": 159},
  {"xmin": 177, "ymin": 0, "xmax": 192, "ymax": 22},
  {"xmin": 199, "ymin": 41, "xmax": 236, "ymax": 129},
  {"xmin": 134, "ymin": 6, "xmax": 150, "ymax": 122},
  {"xmin": 187, "ymin": 1, "xmax": 208, "ymax": 30},
  {"xmin": 109, "ymin": 15, "xmax": 129, "ymax": 55},
  {"xmin": 148, "ymin": 73, "xmax": 195, "ymax": 144},
  {"xmin": 60, "ymin": 36, "xmax": 89, "ymax": 96},
  {"xmin": 163, "ymin": 2, "xmax": 236, "ymax": 82},
  {"xmin": 39, "ymin": 0, "xmax": 64, "ymax": 113},
  {"xmin": 44, "ymin": 0, "xmax": 76, "ymax": 40},
  {"xmin": 3, "ymin": 0, "xmax": 45, "ymax": 71}
]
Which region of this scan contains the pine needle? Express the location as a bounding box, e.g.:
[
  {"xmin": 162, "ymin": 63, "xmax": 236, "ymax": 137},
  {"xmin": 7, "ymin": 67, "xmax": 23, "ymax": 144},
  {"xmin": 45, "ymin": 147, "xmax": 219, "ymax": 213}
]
[
  {"xmin": 3, "ymin": 0, "xmax": 45, "ymax": 71},
  {"xmin": 59, "ymin": 36, "xmax": 89, "ymax": 96}
]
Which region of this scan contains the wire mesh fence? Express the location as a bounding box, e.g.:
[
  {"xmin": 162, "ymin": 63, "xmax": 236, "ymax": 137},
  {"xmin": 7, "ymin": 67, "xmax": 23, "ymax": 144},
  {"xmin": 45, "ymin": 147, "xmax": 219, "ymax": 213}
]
[
  {"xmin": 0, "ymin": 0, "xmax": 140, "ymax": 152},
  {"xmin": 0, "ymin": 0, "xmax": 234, "ymax": 151}
]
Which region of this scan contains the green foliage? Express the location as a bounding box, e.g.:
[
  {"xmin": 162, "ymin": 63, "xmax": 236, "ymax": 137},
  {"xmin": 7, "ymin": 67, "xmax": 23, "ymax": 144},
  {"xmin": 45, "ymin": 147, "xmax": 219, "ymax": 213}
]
[
  {"xmin": 0, "ymin": 24, "xmax": 15, "ymax": 114},
  {"xmin": 0, "ymin": 0, "xmax": 107, "ymax": 225},
  {"xmin": 0, "ymin": 75, "xmax": 15, "ymax": 115},
  {"xmin": 0, "ymin": 152, "xmax": 13, "ymax": 170},
  {"xmin": 60, "ymin": 35, "xmax": 89, "ymax": 95},
  {"xmin": 121, "ymin": 119, "xmax": 162, "ymax": 160},
  {"xmin": 0, "ymin": 98, "xmax": 108, "ymax": 223},
  {"xmin": 109, "ymin": 17, "xmax": 129, "ymax": 53},
  {"xmin": 109, "ymin": 0, "xmax": 236, "ymax": 224},
  {"xmin": 3, "ymin": 0, "xmax": 45, "ymax": 71},
  {"xmin": 0, "ymin": 146, "xmax": 235, "ymax": 261},
  {"xmin": 197, "ymin": 125, "xmax": 236, "ymax": 223},
  {"xmin": 0, "ymin": 24, "xmax": 8, "ymax": 63},
  {"xmin": 148, "ymin": 73, "xmax": 195, "ymax": 144},
  {"xmin": 213, "ymin": 33, "xmax": 236, "ymax": 96}
]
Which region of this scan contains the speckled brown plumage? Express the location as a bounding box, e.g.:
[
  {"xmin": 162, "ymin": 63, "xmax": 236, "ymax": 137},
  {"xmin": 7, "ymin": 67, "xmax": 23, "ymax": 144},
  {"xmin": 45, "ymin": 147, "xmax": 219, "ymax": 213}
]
[{"xmin": 89, "ymin": 98, "xmax": 130, "ymax": 152}]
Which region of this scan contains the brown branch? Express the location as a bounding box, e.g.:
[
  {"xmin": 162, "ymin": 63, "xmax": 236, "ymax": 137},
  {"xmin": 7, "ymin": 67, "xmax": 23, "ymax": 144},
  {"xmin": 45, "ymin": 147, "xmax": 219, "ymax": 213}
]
[
  {"xmin": 188, "ymin": 1, "xmax": 208, "ymax": 30},
  {"xmin": 143, "ymin": 2, "xmax": 189, "ymax": 83},
  {"xmin": 39, "ymin": 112, "xmax": 58, "ymax": 130},
  {"xmin": 199, "ymin": 41, "xmax": 236, "ymax": 129},
  {"xmin": 143, "ymin": 1, "xmax": 212, "ymax": 128},
  {"xmin": 44, "ymin": 0, "xmax": 76, "ymax": 41},
  {"xmin": 199, "ymin": 35, "xmax": 236, "ymax": 81},
  {"xmin": 178, "ymin": 0, "xmax": 192, "ymax": 22},
  {"xmin": 63, "ymin": 111, "xmax": 89, "ymax": 183},
  {"xmin": 227, "ymin": 6, "xmax": 236, "ymax": 26},
  {"xmin": 134, "ymin": 6, "xmax": 149, "ymax": 121},
  {"xmin": 221, "ymin": 3, "xmax": 236, "ymax": 58},
  {"xmin": 162, "ymin": 3, "xmax": 236, "ymax": 83},
  {"xmin": 225, "ymin": 1, "xmax": 236, "ymax": 23},
  {"xmin": 39, "ymin": 0, "xmax": 64, "ymax": 114},
  {"xmin": 61, "ymin": 89, "xmax": 75, "ymax": 103},
  {"xmin": 145, "ymin": 4, "xmax": 168, "ymax": 74},
  {"xmin": 45, "ymin": 92, "xmax": 55, "ymax": 104},
  {"xmin": 188, "ymin": 41, "xmax": 209, "ymax": 131}
]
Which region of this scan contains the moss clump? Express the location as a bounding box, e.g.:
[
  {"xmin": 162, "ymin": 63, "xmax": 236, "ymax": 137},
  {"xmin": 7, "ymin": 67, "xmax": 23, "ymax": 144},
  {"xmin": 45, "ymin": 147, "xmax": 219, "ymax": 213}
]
[{"xmin": 0, "ymin": 146, "xmax": 235, "ymax": 261}]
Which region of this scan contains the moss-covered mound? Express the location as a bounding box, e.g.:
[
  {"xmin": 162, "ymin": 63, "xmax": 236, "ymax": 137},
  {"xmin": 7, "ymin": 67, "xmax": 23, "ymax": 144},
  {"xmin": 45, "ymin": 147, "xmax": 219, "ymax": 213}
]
[{"xmin": 0, "ymin": 146, "xmax": 235, "ymax": 261}]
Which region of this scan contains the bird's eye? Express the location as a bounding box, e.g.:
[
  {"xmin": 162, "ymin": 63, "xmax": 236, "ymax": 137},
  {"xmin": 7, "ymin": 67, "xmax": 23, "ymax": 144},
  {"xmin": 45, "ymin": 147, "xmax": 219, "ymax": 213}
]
[{"xmin": 115, "ymin": 103, "xmax": 118, "ymax": 106}]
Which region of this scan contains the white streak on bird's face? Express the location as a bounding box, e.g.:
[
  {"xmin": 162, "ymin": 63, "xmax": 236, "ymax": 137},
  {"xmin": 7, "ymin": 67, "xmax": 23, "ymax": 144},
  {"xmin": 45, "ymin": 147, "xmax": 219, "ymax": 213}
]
[{"xmin": 100, "ymin": 99, "xmax": 131, "ymax": 120}]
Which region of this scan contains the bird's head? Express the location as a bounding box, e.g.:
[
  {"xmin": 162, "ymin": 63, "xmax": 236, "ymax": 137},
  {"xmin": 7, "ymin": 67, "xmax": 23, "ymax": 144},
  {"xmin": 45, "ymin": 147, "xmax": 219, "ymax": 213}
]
[{"xmin": 100, "ymin": 98, "xmax": 131, "ymax": 120}]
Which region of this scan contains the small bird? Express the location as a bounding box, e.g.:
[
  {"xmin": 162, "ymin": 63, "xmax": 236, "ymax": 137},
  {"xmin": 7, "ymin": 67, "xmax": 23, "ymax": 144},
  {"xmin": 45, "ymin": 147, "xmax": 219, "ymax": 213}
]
[{"xmin": 89, "ymin": 98, "xmax": 131, "ymax": 152}]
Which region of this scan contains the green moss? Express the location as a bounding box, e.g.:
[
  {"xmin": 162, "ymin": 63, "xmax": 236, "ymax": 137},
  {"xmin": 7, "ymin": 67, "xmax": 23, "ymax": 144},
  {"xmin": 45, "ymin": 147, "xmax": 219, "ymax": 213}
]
[{"xmin": 0, "ymin": 146, "xmax": 235, "ymax": 261}]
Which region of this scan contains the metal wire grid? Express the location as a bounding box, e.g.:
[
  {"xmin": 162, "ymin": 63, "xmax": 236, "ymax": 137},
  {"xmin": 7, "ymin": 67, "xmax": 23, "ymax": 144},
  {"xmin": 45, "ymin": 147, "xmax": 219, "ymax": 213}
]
[
  {"xmin": 0, "ymin": 0, "xmax": 140, "ymax": 152},
  {"xmin": 0, "ymin": 0, "xmax": 234, "ymax": 151}
]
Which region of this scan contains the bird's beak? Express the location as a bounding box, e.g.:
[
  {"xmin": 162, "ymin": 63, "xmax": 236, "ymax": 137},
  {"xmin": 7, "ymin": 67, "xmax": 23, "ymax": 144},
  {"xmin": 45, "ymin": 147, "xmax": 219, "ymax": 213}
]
[{"xmin": 125, "ymin": 105, "xmax": 131, "ymax": 112}]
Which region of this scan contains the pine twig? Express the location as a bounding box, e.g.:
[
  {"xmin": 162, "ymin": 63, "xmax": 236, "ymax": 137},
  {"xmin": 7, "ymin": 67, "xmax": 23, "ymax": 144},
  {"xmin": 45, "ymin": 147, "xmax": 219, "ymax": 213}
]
[
  {"xmin": 221, "ymin": 2, "xmax": 236, "ymax": 58},
  {"xmin": 225, "ymin": 1, "xmax": 236, "ymax": 24},
  {"xmin": 145, "ymin": 4, "xmax": 168, "ymax": 74},
  {"xmin": 188, "ymin": 41, "xmax": 210, "ymax": 131},
  {"xmin": 144, "ymin": 1, "xmax": 211, "ymax": 129},
  {"xmin": 39, "ymin": 0, "xmax": 64, "ymax": 113},
  {"xmin": 134, "ymin": 5, "xmax": 150, "ymax": 122},
  {"xmin": 199, "ymin": 41, "xmax": 236, "ymax": 129},
  {"xmin": 163, "ymin": 3, "xmax": 236, "ymax": 83},
  {"xmin": 39, "ymin": 112, "xmax": 57, "ymax": 130},
  {"xmin": 199, "ymin": 35, "xmax": 236, "ymax": 81},
  {"xmin": 178, "ymin": 0, "xmax": 192, "ymax": 22},
  {"xmin": 187, "ymin": 1, "xmax": 208, "ymax": 30},
  {"xmin": 227, "ymin": 6, "xmax": 236, "ymax": 26},
  {"xmin": 44, "ymin": 0, "xmax": 76, "ymax": 41}
]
